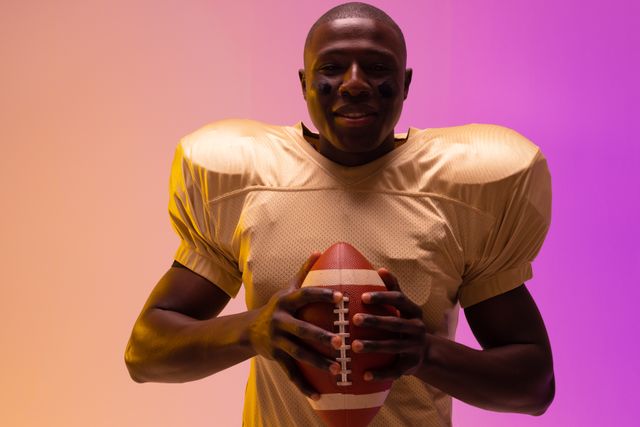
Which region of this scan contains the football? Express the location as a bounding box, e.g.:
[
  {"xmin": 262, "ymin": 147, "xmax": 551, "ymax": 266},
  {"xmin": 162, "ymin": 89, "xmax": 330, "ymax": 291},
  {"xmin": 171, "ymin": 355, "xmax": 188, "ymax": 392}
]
[{"xmin": 296, "ymin": 242, "xmax": 397, "ymax": 427}]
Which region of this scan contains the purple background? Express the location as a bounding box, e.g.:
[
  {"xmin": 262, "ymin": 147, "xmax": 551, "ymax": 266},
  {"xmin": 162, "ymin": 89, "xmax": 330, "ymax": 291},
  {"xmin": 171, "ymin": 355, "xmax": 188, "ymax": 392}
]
[{"xmin": 1, "ymin": 0, "xmax": 637, "ymax": 425}]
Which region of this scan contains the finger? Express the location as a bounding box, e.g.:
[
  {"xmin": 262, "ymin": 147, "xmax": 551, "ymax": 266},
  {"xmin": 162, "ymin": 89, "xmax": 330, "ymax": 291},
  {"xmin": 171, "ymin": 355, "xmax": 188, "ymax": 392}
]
[
  {"xmin": 351, "ymin": 338, "xmax": 424, "ymax": 354},
  {"xmin": 274, "ymin": 349, "xmax": 321, "ymax": 400},
  {"xmin": 277, "ymin": 315, "xmax": 338, "ymax": 349},
  {"xmin": 275, "ymin": 335, "xmax": 339, "ymax": 374},
  {"xmin": 291, "ymin": 252, "xmax": 322, "ymax": 289},
  {"xmin": 364, "ymin": 354, "xmax": 420, "ymax": 382},
  {"xmin": 279, "ymin": 286, "xmax": 342, "ymax": 312},
  {"xmin": 353, "ymin": 313, "xmax": 426, "ymax": 335},
  {"xmin": 377, "ymin": 267, "xmax": 400, "ymax": 292},
  {"xmin": 362, "ymin": 290, "xmax": 423, "ymax": 319}
]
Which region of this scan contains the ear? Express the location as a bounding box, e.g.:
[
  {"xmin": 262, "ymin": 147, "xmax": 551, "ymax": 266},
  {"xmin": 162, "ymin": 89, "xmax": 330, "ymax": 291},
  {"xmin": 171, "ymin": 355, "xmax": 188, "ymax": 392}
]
[
  {"xmin": 403, "ymin": 68, "xmax": 413, "ymax": 100},
  {"xmin": 298, "ymin": 69, "xmax": 307, "ymax": 100}
]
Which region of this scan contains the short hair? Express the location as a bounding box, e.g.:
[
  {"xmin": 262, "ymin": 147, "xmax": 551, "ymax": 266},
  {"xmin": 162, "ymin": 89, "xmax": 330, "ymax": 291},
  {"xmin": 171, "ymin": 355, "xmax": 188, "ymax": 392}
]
[{"xmin": 304, "ymin": 2, "xmax": 407, "ymax": 67}]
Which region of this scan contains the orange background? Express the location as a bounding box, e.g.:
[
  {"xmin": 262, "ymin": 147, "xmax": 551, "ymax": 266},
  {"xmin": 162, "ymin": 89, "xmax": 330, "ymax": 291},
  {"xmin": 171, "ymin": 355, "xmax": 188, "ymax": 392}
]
[{"xmin": 2, "ymin": 0, "xmax": 637, "ymax": 426}]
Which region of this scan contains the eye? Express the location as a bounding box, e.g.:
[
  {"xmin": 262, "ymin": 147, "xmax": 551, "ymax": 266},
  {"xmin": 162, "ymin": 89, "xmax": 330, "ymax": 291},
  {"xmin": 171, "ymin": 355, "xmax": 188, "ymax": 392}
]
[
  {"xmin": 370, "ymin": 64, "xmax": 389, "ymax": 72},
  {"xmin": 320, "ymin": 64, "xmax": 340, "ymax": 73}
]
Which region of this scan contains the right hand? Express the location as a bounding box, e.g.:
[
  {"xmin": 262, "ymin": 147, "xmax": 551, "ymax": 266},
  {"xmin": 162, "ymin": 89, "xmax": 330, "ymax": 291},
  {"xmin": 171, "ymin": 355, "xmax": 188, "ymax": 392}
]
[{"xmin": 248, "ymin": 251, "xmax": 343, "ymax": 400}]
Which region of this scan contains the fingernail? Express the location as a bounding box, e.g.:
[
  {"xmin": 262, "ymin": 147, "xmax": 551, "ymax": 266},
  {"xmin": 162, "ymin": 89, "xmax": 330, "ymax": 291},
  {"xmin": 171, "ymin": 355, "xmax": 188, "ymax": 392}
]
[
  {"xmin": 330, "ymin": 363, "xmax": 340, "ymax": 375},
  {"xmin": 352, "ymin": 340, "xmax": 362, "ymax": 352},
  {"xmin": 364, "ymin": 372, "xmax": 373, "ymax": 381},
  {"xmin": 353, "ymin": 314, "xmax": 363, "ymax": 325},
  {"xmin": 331, "ymin": 335, "xmax": 342, "ymax": 349},
  {"xmin": 361, "ymin": 293, "xmax": 371, "ymax": 303},
  {"xmin": 333, "ymin": 291, "xmax": 343, "ymax": 302}
]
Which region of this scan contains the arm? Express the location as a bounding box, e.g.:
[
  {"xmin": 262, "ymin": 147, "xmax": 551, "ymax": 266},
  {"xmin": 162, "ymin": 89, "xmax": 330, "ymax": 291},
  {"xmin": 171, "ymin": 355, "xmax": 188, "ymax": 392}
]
[
  {"xmin": 352, "ymin": 271, "xmax": 555, "ymax": 416},
  {"xmin": 415, "ymin": 284, "xmax": 555, "ymax": 415},
  {"xmin": 124, "ymin": 262, "xmax": 254, "ymax": 383},
  {"xmin": 124, "ymin": 255, "xmax": 343, "ymax": 398}
]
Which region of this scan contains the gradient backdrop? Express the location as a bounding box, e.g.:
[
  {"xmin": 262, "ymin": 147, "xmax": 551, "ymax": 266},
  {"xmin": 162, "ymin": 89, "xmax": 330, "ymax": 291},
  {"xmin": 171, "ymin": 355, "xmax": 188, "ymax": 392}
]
[{"xmin": 1, "ymin": 0, "xmax": 637, "ymax": 426}]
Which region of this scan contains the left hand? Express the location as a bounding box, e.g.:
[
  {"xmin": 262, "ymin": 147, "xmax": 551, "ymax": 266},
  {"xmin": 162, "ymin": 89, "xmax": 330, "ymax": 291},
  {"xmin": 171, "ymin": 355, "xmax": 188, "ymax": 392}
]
[{"xmin": 351, "ymin": 267, "xmax": 428, "ymax": 382}]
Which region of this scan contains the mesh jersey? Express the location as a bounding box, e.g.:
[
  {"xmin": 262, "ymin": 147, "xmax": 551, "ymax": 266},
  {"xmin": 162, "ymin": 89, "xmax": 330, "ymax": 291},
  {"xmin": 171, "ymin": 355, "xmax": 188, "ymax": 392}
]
[{"xmin": 168, "ymin": 119, "xmax": 552, "ymax": 426}]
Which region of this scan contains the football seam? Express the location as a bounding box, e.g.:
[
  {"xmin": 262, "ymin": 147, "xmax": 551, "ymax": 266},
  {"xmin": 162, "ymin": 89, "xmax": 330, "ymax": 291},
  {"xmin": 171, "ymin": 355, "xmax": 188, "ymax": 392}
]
[{"xmin": 333, "ymin": 295, "xmax": 352, "ymax": 386}]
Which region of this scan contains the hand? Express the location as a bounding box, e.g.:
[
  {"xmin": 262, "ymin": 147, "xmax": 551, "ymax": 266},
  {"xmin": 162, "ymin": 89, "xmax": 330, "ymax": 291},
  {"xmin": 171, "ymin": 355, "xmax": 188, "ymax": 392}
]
[
  {"xmin": 248, "ymin": 252, "xmax": 344, "ymax": 399},
  {"xmin": 351, "ymin": 267, "xmax": 428, "ymax": 382}
]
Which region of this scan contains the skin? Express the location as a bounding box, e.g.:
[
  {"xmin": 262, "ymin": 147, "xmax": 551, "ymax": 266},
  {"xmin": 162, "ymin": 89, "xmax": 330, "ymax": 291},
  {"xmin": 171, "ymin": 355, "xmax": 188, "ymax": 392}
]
[
  {"xmin": 298, "ymin": 18, "xmax": 412, "ymax": 166},
  {"xmin": 124, "ymin": 16, "xmax": 555, "ymax": 418},
  {"xmin": 125, "ymin": 253, "xmax": 339, "ymax": 396}
]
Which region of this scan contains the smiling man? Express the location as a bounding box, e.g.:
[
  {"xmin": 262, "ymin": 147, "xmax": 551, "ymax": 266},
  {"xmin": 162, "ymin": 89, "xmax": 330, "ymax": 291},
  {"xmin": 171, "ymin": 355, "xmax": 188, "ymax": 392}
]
[
  {"xmin": 299, "ymin": 10, "xmax": 411, "ymax": 166},
  {"xmin": 125, "ymin": 2, "xmax": 555, "ymax": 426}
]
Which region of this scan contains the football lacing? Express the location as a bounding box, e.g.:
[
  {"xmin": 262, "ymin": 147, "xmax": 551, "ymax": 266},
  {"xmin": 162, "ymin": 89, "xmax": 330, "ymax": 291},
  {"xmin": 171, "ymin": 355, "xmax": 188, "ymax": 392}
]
[{"xmin": 333, "ymin": 295, "xmax": 352, "ymax": 386}]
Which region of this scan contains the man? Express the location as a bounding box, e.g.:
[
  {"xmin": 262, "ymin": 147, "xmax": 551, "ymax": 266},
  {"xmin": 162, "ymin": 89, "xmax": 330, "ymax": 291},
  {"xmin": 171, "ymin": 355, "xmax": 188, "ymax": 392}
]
[{"xmin": 125, "ymin": 2, "xmax": 555, "ymax": 426}]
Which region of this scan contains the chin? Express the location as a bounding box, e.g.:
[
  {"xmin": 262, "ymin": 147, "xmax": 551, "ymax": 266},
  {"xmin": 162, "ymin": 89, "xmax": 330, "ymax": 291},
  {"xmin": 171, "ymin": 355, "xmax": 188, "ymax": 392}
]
[
  {"xmin": 330, "ymin": 124, "xmax": 378, "ymax": 140},
  {"xmin": 336, "ymin": 137, "xmax": 383, "ymax": 153}
]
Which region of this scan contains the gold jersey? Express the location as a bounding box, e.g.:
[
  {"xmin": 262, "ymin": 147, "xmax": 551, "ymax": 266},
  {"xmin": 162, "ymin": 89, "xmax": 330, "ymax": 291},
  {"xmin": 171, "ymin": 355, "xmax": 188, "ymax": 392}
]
[{"xmin": 168, "ymin": 119, "xmax": 552, "ymax": 426}]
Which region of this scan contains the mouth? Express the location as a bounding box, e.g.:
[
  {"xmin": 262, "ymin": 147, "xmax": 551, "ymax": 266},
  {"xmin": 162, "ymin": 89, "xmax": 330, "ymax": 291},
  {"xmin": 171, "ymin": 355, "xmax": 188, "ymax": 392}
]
[
  {"xmin": 333, "ymin": 105, "xmax": 378, "ymax": 127},
  {"xmin": 335, "ymin": 111, "xmax": 375, "ymax": 118},
  {"xmin": 334, "ymin": 112, "xmax": 377, "ymax": 127}
]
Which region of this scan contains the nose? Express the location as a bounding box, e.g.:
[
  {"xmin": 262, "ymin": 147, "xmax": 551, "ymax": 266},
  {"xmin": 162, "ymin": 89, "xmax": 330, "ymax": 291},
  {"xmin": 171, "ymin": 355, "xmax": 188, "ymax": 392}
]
[{"xmin": 338, "ymin": 62, "xmax": 370, "ymax": 98}]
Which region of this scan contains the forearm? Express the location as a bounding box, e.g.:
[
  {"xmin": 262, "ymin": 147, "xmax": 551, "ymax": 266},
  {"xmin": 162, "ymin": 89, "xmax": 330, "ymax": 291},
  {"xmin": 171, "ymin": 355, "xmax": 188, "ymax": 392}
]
[
  {"xmin": 125, "ymin": 308, "xmax": 259, "ymax": 383},
  {"xmin": 415, "ymin": 334, "xmax": 554, "ymax": 415}
]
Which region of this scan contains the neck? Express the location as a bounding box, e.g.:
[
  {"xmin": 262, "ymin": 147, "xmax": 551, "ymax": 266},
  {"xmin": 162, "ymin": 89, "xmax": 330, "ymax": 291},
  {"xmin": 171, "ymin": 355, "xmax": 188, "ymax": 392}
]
[{"xmin": 302, "ymin": 126, "xmax": 408, "ymax": 167}]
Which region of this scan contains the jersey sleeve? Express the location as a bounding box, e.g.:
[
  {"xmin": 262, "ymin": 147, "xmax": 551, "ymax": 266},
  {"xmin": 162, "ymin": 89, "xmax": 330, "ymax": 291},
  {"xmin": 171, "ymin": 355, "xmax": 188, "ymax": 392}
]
[
  {"xmin": 458, "ymin": 149, "xmax": 552, "ymax": 308},
  {"xmin": 167, "ymin": 140, "xmax": 243, "ymax": 297}
]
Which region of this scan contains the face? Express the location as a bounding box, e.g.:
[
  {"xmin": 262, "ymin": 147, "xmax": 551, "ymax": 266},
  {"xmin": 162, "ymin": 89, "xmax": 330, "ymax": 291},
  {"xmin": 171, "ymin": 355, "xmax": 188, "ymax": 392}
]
[{"xmin": 299, "ymin": 17, "xmax": 412, "ymax": 164}]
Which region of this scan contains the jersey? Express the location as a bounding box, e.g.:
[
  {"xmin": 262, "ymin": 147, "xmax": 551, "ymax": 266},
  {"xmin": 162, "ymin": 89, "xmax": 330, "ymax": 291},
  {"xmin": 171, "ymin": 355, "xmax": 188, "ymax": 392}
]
[{"xmin": 167, "ymin": 118, "xmax": 552, "ymax": 426}]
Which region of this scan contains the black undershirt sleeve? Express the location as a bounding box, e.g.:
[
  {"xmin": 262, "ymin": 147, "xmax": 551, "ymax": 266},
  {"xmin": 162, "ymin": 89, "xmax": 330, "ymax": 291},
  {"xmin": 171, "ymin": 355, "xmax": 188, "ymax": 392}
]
[{"xmin": 171, "ymin": 260, "xmax": 188, "ymax": 269}]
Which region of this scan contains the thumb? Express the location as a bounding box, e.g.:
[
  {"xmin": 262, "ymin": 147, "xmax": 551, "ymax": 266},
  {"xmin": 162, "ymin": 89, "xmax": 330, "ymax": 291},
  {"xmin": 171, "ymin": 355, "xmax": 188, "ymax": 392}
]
[
  {"xmin": 377, "ymin": 267, "xmax": 400, "ymax": 292},
  {"xmin": 291, "ymin": 251, "xmax": 321, "ymax": 289}
]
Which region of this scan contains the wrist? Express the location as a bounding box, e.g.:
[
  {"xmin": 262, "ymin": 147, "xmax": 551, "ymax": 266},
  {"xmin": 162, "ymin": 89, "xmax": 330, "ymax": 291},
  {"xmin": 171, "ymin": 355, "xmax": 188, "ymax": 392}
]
[
  {"xmin": 413, "ymin": 333, "xmax": 459, "ymax": 384},
  {"xmin": 413, "ymin": 332, "xmax": 434, "ymax": 382},
  {"xmin": 244, "ymin": 307, "xmax": 271, "ymax": 357}
]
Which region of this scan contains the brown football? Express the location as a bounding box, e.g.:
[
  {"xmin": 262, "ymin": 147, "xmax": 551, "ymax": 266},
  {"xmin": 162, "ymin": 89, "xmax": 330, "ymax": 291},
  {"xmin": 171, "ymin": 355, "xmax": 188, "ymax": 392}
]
[{"xmin": 296, "ymin": 242, "xmax": 397, "ymax": 427}]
